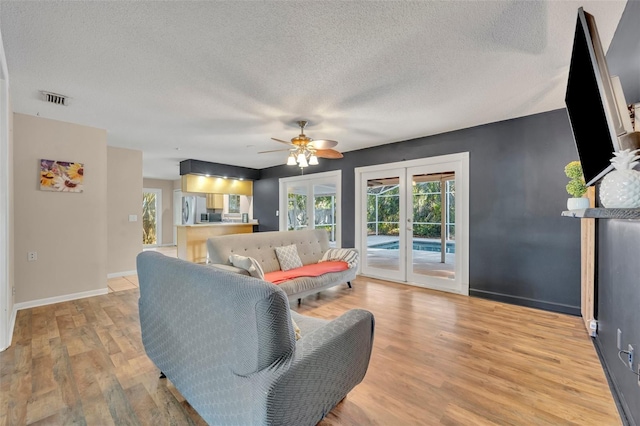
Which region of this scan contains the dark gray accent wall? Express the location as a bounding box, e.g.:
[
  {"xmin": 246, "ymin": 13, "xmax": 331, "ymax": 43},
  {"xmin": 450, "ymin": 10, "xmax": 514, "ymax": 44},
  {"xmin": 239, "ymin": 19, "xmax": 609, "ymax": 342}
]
[
  {"xmin": 596, "ymin": 1, "xmax": 640, "ymax": 424},
  {"xmin": 180, "ymin": 159, "xmax": 260, "ymax": 180},
  {"xmin": 255, "ymin": 108, "xmax": 582, "ymax": 314}
]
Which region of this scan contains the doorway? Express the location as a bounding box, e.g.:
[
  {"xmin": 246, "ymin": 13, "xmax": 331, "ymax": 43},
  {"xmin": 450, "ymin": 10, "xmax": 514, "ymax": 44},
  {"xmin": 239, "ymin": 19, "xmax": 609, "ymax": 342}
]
[
  {"xmin": 279, "ymin": 170, "xmax": 341, "ymax": 247},
  {"xmin": 142, "ymin": 188, "xmax": 162, "ymax": 247},
  {"xmin": 355, "ymin": 153, "xmax": 469, "ymax": 295}
]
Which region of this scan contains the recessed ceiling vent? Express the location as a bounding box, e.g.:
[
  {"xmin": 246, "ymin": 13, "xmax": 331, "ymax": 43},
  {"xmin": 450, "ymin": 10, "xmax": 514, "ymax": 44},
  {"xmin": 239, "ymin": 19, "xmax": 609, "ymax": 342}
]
[{"xmin": 40, "ymin": 91, "xmax": 69, "ymax": 106}]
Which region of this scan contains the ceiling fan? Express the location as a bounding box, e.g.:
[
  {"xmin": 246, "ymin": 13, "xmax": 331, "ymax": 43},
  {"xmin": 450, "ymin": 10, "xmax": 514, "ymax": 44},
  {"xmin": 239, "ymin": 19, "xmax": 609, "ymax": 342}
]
[{"xmin": 259, "ymin": 120, "xmax": 343, "ymax": 168}]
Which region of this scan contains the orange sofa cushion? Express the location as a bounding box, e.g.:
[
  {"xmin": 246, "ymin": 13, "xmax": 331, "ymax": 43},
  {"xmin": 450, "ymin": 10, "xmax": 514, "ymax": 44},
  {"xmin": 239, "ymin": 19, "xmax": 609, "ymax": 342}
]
[{"xmin": 264, "ymin": 261, "xmax": 349, "ymax": 285}]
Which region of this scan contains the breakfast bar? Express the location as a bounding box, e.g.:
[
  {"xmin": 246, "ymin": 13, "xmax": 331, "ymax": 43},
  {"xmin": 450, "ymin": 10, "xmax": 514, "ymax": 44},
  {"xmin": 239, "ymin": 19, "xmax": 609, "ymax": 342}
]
[{"xmin": 176, "ymin": 222, "xmax": 257, "ymax": 263}]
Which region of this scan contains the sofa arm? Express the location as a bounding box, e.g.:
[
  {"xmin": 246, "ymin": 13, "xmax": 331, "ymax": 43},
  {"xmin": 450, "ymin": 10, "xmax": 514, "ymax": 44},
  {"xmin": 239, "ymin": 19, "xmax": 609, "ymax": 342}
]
[{"xmin": 265, "ymin": 309, "xmax": 374, "ymax": 425}]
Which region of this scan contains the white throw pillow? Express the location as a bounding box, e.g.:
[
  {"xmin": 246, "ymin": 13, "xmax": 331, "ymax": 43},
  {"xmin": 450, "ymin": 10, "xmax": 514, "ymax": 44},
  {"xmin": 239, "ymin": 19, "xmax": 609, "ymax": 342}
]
[
  {"xmin": 274, "ymin": 244, "xmax": 303, "ymax": 271},
  {"xmin": 228, "ymin": 254, "xmax": 265, "ymax": 279}
]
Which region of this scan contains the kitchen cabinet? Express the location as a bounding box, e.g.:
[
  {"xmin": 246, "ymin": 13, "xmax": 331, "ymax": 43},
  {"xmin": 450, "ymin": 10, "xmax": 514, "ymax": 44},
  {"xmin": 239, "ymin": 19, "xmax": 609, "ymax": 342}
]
[
  {"xmin": 176, "ymin": 223, "xmax": 256, "ymax": 263},
  {"xmin": 206, "ymin": 194, "xmax": 224, "ymax": 209}
]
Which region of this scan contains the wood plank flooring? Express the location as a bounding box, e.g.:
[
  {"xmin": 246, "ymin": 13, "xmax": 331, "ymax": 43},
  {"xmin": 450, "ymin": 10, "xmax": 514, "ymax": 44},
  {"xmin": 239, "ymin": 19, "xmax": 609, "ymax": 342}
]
[{"xmin": 1, "ymin": 275, "xmax": 620, "ymax": 425}]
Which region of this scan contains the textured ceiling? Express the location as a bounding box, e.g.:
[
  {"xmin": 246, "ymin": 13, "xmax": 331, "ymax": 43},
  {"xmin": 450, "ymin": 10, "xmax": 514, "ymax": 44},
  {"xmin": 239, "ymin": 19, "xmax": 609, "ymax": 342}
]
[{"xmin": 0, "ymin": 1, "xmax": 627, "ymax": 179}]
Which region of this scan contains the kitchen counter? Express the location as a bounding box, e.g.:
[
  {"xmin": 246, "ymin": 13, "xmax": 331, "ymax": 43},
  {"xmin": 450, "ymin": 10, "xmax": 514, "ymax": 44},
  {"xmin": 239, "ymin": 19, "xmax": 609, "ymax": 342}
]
[{"xmin": 176, "ymin": 222, "xmax": 257, "ymax": 263}]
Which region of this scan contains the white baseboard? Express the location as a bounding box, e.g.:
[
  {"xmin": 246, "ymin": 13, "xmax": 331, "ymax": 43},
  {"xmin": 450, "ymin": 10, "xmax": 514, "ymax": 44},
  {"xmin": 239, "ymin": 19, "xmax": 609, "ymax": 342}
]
[
  {"xmin": 12, "ymin": 288, "xmax": 109, "ymax": 313},
  {"xmin": 107, "ymin": 270, "xmax": 137, "ymax": 279}
]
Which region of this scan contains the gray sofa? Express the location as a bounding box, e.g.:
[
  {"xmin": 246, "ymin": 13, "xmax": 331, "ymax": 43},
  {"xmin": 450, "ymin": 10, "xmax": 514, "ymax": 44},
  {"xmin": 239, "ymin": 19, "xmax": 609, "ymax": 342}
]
[
  {"xmin": 137, "ymin": 251, "xmax": 375, "ymax": 426},
  {"xmin": 207, "ymin": 229, "xmax": 358, "ymax": 302}
]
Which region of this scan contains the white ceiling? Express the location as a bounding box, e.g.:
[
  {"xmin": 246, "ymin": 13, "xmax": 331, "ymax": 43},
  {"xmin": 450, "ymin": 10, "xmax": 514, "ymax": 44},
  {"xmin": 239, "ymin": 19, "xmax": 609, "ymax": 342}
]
[{"xmin": 0, "ymin": 1, "xmax": 627, "ymax": 180}]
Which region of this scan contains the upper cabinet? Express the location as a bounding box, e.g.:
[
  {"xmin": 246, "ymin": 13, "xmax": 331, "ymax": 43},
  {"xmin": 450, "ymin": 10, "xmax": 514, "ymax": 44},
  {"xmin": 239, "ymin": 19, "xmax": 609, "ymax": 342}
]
[
  {"xmin": 206, "ymin": 194, "xmax": 224, "ymax": 209},
  {"xmin": 181, "ymin": 174, "xmax": 253, "ymax": 195}
]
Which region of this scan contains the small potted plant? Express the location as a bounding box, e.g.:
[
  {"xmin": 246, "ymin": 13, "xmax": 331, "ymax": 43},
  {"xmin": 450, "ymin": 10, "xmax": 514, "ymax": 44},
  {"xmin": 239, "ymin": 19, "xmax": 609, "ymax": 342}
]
[{"xmin": 565, "ymin": 161, "xmax": 589, "ymax": 210}]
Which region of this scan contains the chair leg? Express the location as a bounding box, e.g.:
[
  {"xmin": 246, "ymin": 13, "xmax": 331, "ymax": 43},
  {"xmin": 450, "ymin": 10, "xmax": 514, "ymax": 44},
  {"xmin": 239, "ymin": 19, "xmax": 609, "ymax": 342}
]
[
  {"xmin": 297, "ymin": 298, "xmax": 301, "ymax": 305},
  {"xmin": 159, "ymin": 371, "xmax": 166, "ymax": 379},
  {"xmin": 347, "ymin": 281, "xmax": 352, "ymax": 289}
]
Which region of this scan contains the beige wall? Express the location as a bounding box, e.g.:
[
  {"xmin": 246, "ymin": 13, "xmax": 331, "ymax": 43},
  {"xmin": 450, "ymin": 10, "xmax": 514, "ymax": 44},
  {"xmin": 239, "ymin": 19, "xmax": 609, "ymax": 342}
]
[
  {"xmin": 13, "ymin": 114, "xmax": 107, "ymax": 303},
  {"xmin": 108, "ymin": 147, "xmax": 143, "ymax": 274},
  {"xmin": 143, "ymin": 178, "xmax": 175, "ymax": 245}
]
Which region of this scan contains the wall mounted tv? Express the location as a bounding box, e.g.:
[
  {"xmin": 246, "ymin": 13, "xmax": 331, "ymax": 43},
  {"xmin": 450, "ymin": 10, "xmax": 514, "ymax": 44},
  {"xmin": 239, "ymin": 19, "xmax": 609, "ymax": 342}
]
[{"xmin": 565, "ymin": 7, "xmax": 635, "ymax": 187}]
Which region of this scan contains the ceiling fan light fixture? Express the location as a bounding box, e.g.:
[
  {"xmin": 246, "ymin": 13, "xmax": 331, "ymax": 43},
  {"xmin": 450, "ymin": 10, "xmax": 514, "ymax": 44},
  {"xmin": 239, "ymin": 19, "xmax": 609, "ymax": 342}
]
[{"xmin": 272, "ymin": 119, "xmax": 340, "ymax": 168}]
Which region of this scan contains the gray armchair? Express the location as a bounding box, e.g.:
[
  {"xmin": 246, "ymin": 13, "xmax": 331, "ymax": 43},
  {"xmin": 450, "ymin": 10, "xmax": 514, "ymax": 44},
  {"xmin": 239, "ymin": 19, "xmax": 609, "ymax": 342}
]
[{"xmin": 137, "ymin": 252, "xmax": 375, "ymax": 425}]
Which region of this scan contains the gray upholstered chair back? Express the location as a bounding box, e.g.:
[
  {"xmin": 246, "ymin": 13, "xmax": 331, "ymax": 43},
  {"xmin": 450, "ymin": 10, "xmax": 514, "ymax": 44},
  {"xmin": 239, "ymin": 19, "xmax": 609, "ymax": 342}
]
[
  {"xmin": 137, "ymin": 252, "xmax": 295, "ymax": 380},
  {"xmin": 207, "ymin": 229, "xmax": 330, "ymax": 273}
]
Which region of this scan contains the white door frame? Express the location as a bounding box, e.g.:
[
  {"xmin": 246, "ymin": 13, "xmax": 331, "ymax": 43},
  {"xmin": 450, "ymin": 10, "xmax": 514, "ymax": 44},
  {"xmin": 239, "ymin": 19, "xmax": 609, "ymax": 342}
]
[
  {"xmin": 143, "ymin": 188, "xmax": 162, "ymax": 247},
  {"xmin": 355, "ymin": 153, "xmax": 469, "ymax": 295},
  {"xmin": 0, "ymin": 30, "xmax": 11, "ymax": 351},
  {"xmin": 279, "ymin": 170, "xmax": 342, "ymax": 248}
]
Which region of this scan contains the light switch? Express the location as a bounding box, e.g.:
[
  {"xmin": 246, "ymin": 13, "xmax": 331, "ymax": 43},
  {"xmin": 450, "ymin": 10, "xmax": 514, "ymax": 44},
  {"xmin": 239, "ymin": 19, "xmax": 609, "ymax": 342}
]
[{"xmin": 129, "ymin": 215, "xmax": 137, "ymax": 222}]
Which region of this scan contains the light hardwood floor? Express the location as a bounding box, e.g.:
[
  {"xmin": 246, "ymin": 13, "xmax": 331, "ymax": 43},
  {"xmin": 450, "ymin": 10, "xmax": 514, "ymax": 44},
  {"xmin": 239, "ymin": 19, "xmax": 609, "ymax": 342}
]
[{"xmin": 1, "ymin": 273, "xmax": 620, "ymax": 425}]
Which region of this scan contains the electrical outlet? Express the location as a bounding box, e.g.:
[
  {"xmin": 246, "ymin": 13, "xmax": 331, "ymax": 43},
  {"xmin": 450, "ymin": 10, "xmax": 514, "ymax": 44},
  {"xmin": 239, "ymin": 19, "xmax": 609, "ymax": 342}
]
[
  {"xmin": 12, "ymin": 286, "xmax": 15, "ymax": 296},
  {"xmin": 27, "ymin": 251, "xmax": 37, "ymax": 262},
  {"xmin": 638, "ymin": 364, "xmax": 640, "ymax": 388},
  {"xmin": 628, "ymin": 344, "xmax": 635, "ymax": 369},
  {"xmin": 617, "ymin": 329, "xmax": 622, "ymax": 350}
]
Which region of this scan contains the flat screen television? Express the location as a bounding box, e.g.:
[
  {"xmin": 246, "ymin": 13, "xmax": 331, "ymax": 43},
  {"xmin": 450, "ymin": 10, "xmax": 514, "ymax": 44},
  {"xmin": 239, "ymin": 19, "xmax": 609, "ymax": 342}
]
[{"xmin": 565, "ymin": 7, "xmax": 632, "ymax": 186}]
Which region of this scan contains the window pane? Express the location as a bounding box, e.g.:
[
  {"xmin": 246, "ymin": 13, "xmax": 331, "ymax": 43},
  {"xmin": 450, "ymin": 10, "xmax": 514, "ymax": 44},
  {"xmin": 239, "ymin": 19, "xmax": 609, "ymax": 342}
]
[{"xmin": 142, "ymin": 192, "xmax": 157, "ymax": 245}]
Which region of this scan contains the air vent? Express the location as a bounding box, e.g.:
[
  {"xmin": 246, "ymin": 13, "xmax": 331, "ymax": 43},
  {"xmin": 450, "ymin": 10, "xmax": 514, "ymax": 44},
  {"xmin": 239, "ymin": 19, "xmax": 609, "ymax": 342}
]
[{"xmin": 40, "ymin": 91, "xmax": 68, "ymax": 106}]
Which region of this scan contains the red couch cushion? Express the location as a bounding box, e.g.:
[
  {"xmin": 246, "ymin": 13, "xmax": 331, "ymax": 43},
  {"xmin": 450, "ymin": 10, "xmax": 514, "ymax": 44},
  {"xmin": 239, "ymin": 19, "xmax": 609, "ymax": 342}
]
[{"xmin": 264, "ymin": 261, "xmax": 349, "ymax": 285}]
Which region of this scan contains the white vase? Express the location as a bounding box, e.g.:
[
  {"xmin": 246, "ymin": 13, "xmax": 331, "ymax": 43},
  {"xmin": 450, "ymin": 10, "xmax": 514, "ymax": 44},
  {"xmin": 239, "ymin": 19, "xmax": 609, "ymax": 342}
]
[
  {"xmin": 567, "ymin": 197, "xmax": 590, "ymax": 210},
  {"xmin": 599, "ymin": 169, "xmax": 640, "ymax": 208}
]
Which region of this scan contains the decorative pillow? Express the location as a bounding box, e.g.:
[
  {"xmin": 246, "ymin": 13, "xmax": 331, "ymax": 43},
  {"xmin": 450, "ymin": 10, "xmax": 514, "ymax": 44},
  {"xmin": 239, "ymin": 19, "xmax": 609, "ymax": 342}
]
[
  {"xmin": 228, "ymin": 254, "xmax": 265, "ymax": 279},
  {"xmin": 291, "ymin": 318, "xmax": 301, "ymax": 341},
  {"xmin": 274, "ymin": 244, "xmax": 303, "ymax": 271}
]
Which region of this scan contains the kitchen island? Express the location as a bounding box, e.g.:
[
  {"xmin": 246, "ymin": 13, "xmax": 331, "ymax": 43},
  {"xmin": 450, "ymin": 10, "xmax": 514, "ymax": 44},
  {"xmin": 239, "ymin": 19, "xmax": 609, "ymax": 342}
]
[{"xmin": 176, "ymin": 222, "xmax": 257, "ymax": 263}]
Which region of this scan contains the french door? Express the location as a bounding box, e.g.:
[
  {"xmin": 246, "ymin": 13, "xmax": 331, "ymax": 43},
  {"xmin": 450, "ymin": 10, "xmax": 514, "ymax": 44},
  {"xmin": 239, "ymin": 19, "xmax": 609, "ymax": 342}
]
[
  {"xmin": 356, "ymin": 154, "xmax": 468, "ymax": 295},
  {"xmin": 279, "ymin": 171, "xmax": 341, "ymax": 247}
]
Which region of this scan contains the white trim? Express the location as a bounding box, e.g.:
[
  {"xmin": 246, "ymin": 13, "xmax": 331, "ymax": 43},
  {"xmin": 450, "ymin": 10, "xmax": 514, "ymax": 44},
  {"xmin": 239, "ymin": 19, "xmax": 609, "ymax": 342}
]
[
  {"xmin": 279, "ymin": 170, "xmax": 342, "ymax": 247},
  {"xmin": 12, "ymin": 288, "xmax": 109, "ymax": 313},
  {"xmin": 354, "ymin": 153, "xmax": 469, "ymax": 175},
  {"xmin": 0, "ymin": 28, "xmax": 10, "ymax": 351},
  {"xmin": 8, "ymin": 308, "xmax": 16, "ymax": 348},
  {"xmin": 107, "ymin": 270, "xmax": 137, "ymax": 279},
  {"xmin": 354, "ymin": 152, "xmax": 470, "ymax": 296}
]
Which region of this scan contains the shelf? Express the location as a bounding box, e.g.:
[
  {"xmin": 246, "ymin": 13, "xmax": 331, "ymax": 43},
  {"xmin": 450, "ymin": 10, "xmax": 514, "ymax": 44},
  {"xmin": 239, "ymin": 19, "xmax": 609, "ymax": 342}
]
[{"xmin": 562, "ymin": 208, "xmax": 640, "ymax": 219}]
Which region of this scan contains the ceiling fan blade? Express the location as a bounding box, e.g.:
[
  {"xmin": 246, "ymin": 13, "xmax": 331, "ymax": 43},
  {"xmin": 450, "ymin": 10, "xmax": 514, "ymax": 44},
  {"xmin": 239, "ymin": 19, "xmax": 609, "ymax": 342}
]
[
  {"xmin": 316, "ymin": 149, "xmax": 343, "ymax": 159},
  {"xmin": 271, "ymin": 137, "xmax": 293, "ymax": 146},
  {"xmin": 311, "ymin": 139, "xmax": 338, "ymax": 149},
  {"xmin": 258, "ymin": 148, "xmax": 292, "ymax": 154}
]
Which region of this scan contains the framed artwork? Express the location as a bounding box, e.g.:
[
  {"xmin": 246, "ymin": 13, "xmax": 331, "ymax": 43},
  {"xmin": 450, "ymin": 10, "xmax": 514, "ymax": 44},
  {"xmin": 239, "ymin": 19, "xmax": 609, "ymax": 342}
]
[{"xmin": 40, "ymin": 159, "xmax": 84, "ymax": 192}]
